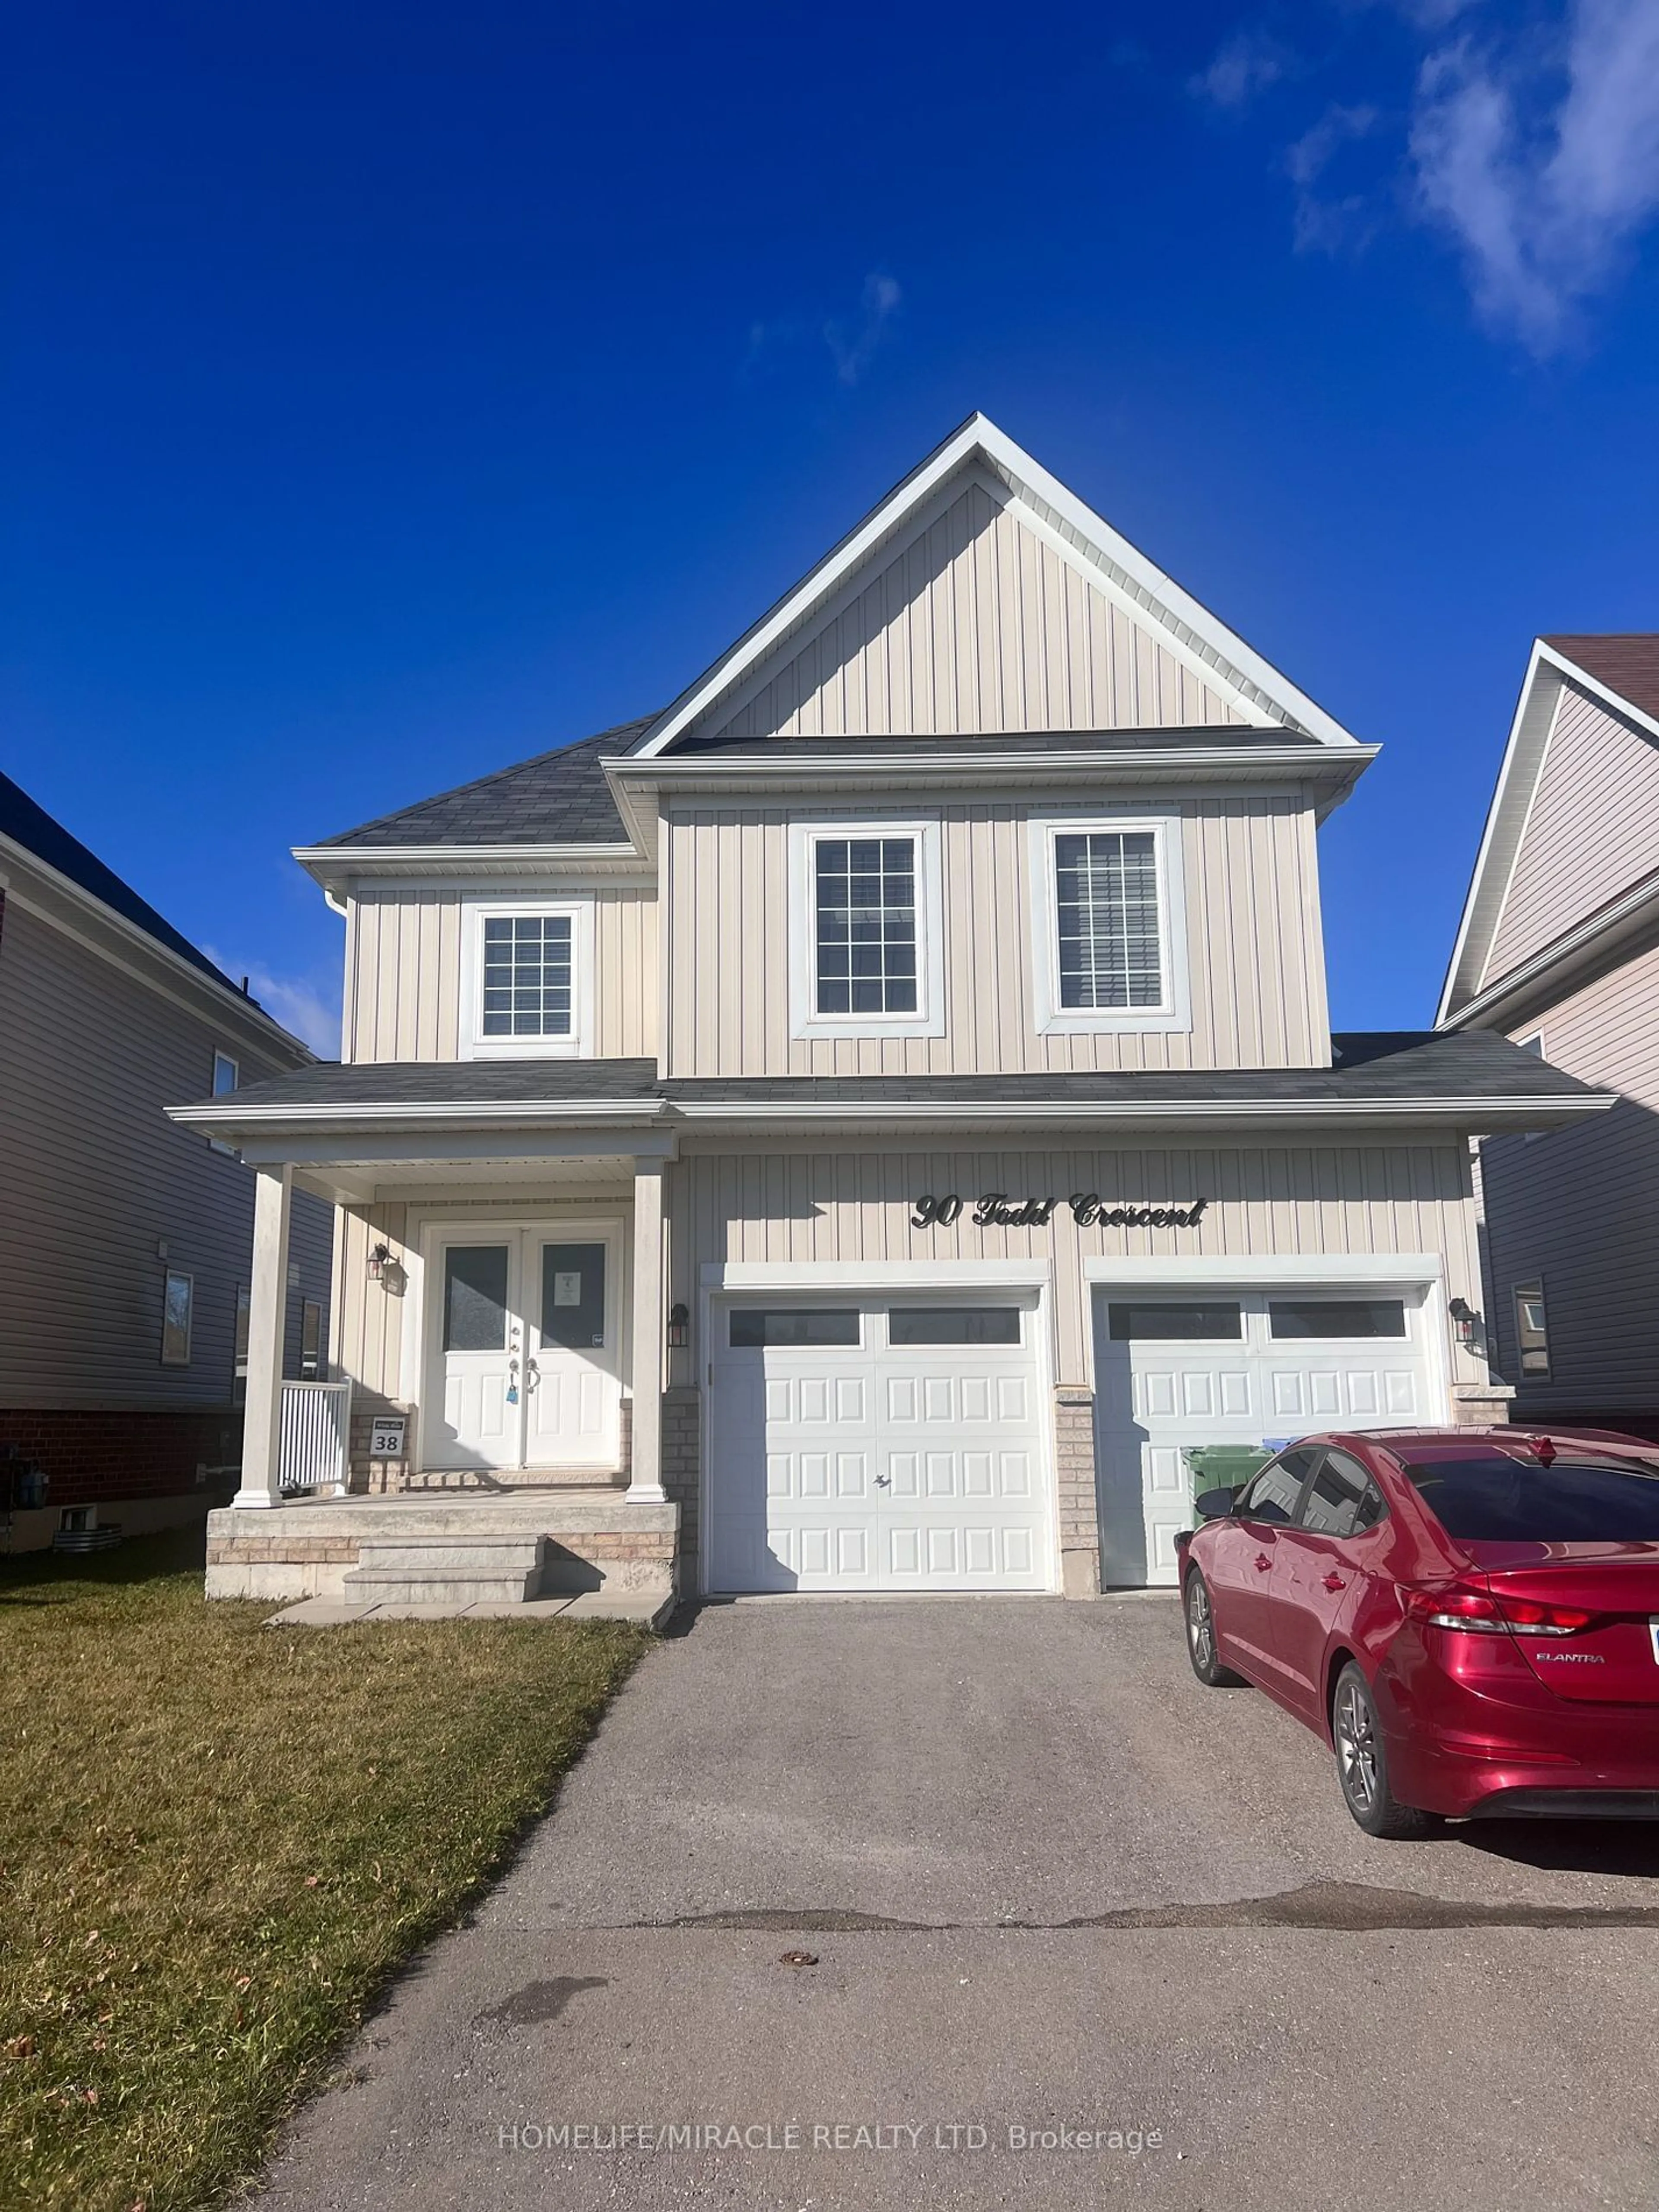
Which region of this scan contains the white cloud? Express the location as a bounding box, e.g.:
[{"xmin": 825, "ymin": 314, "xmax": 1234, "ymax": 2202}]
[
  {"xmin": 204, "ymin": 948, "xmax": 341, "ymax": 1057},
  {"xmin": 823, "ymin": 273, "xmax": 902, "ymax": 386},
  {"xmin": 1191, "ymin": 27, "xmax": 1294, "ymax": 109},
  {"xmin": 1286, "ymin": 102, "xmax": 1381, "ymax": 251},
  {"xmin": 1410, "ymin": 0, "xmax": 1659, "ymax": 350}
]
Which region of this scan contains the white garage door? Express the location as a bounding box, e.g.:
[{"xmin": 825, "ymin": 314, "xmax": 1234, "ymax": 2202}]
[
  {"xmin": 706, "ymin": 1294, "xmax": 1051, "ymax": 1593},
  {"xmin": 1093, "ymin": 1285, "xmax": 1437, "ymax": 1588}
]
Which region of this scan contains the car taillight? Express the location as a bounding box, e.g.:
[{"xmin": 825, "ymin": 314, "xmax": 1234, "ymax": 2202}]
[{"xmin": 1406, "ymin": 1580, "xmax": 1599, "ymax": 1638}]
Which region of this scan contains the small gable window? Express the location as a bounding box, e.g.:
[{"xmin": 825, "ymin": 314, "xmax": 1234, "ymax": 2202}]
[{"xmin": 460, "ymin": 901, "xmax": 594, "ymax": 1058}]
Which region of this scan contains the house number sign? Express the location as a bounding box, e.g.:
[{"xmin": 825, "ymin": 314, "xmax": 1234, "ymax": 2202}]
[{"xmin": 909, "ymin": 1193, "xmax": 1211, "ymax": 1231}]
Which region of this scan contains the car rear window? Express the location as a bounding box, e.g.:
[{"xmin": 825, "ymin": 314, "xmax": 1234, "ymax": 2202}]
[{"xmin": 1403, "ymin": 1455, "xmax": 1659, "ymax": 1542}]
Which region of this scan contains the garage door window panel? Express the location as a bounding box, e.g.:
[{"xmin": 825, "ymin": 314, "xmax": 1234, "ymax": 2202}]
[
  {"xmin": 888, "ymin": 1307, "xmax": 1022, "ymax": 1345},
  {"xmin": 1108, "ymin": 1302, "xmax": 1243, "ymax": 1341},
  {"xmin": 1269, "ymin": 1300, "xmax": 1408, "ymax": 1340},
  {"xmin": 729, "ymin": 1308, "xmax": 862, "ymax": 1348}
]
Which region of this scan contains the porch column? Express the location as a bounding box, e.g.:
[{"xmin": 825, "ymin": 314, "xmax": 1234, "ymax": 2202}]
[
  {"xmin": 627, "ymin": 1157, "xmax": 667, "ymax": 1503},
  {"xmin": 233, "ymin": 1162, "xmax": 293, "ymax": 1509}
]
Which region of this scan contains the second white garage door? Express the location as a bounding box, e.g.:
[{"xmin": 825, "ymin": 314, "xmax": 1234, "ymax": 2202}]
[
  {"xmin": 1093, "ymin": 1283, "xmax": 1439, "ymax": 1588},
  {"xmin": 705, "ymin": 1294, "xmax": 1051, "ymax": 1594}
]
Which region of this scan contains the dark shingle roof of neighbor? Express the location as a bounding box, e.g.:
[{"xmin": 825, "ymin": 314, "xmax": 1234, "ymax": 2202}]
[
  {"xmin": 0, "ymin": 766, "xmax": 245, "ymax": 995},
  {"xmin": 317, "ymin": 717, "xmax": 1332, "ymax": 847},
  {"xmin": 198, "ymin": 1031, "xmax": 1601, "ymax": 1115},
  {"xmin": 1545, "ymin": 634, "xmax": 1659, "ymax": 726},
  {"xmin": 315, "ymin": 717, "xmax": 661, "ymax": 848}
]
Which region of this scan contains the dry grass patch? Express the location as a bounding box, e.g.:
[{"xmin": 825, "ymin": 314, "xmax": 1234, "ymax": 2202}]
[{"xmin": 0, "ymin": 1528, "xmax": 649, "ymax": 2212}]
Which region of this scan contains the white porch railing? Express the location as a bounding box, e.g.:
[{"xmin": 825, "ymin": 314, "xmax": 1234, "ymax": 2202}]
[{"xmin": 279, "ymin": 1380, "xmax": 352, "ymax": 1495}]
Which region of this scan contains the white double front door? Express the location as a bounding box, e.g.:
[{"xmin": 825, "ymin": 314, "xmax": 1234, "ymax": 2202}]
[
  {"xmin": 706, "ymin": 1293, "xmax": 1051, "ymax": 1593},
  {"xmin": 1092, "ymin": 1283, "xmax": 1436, "ymax": 1586},
  {"xmin": 423, "ymin": 1222, "xmax": 621, "ymax": 1471}
]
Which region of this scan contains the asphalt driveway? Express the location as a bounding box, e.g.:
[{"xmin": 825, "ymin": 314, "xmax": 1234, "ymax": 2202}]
[{"xmin": 254, "ymin": 1597, "xmax": 1659, "ymax": 2210}]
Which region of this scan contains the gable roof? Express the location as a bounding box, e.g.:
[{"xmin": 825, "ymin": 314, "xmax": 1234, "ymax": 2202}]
[
  {"xmin": 1438, "ymin": 635, "xmax": 1659, "ymax": 1026},
  {"xmin": 0, "ymin": 766, "xmax": 242, "ymax": 995},
  {"xmin": 313, "ymin": 716, "xmax": 657, "ymax": 849},
  {"xmin": 633, "ymin": 413, "xmax": 1364, "ymax": 758}
]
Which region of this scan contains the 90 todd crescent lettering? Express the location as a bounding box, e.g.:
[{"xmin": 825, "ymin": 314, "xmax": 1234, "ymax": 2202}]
[{"xmin": 909, "ymin": 1193, "xmax": 1209, "ymax": 1232}]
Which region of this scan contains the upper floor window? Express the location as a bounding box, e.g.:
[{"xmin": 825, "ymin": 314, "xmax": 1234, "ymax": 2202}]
[
  {"xmin": 1513, "ymin": 1279, "xmax": 1551, "ymax": 1377},
  {"xmin": 1029, "ymin": 813, "xmax": 1189, "ymax": 1036},
  {"xmin": 459, "ymin": 901, "xmax": 594, "ymax": 1059},
  {"xmin": 788, "ymin": 819, "xmax": 944, "ymax": 1039},
  {"xmin": 209, "ymin": 1050, "xmax": 239, "ymax": 1154}
]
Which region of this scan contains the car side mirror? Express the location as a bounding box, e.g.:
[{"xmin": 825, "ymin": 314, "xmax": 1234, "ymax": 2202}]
[{"xmin": 1194, "ymin": 1486, "xmax": 1236, "ymax": 1521}]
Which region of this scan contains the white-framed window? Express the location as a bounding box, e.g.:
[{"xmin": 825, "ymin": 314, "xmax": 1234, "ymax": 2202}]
[
  {"xmin": 458, "ymin": 900, "xmax": 595, "ymax": 1058},
  {"xmin": 1028, "ymin": 812, "xmax": 1189, "ymax": 1035},
  {"xmin": 160, "ymin": 1269, "xmax": 194, "ymax": 1366},
  {"xmin": 1513, "ymin": 1279, "xmax": 1551, "ymax": 1378},
  {"xmin": 787, "ymin": 817, "xmax": 945, "ymax": 1039},
  {"xmin": 208, "ymin": 1050, "xmax": 239, "ymax": 1155},
  {"xmin": 300, "ymin": 1298, "xmax": 324, "ymax": 1379}
]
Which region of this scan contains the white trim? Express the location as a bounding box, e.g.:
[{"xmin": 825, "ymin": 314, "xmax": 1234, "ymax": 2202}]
[
  {"xmin": 702, "ymin": 1259, "xmax": 1052, "ymax": 1289},
  {"xmin": 1081, "ymin": 1253, "xmax": 1444, "ymax": 1284},
  {"xmin": 172, "ymin": 1097, "xmax": 668, "ymax": 1126},
  {"xmin": 1441, "ymin": 864, "xmax": 1659, "ymax": 1032},
  {"xmin": 458, "ymin": 898, "xmax": 595, "ymax": 1060},
  {"xmin": 614, "ymin": 747, "xmax": 1372, "ymax": 781},
  {"xmin": 669, "ymin": 1094, "xmax": 1614, "ymax": 1128},
  {"xmin": 1027, "ymin": 810, "xmax": 1190, "ymax": 1036},
  {"xmin": 632, "ymin": 416, "xmax": 1363, "ymax": 759},
  {"xmin": 786, "ymin": 816, "xmax": 945, "ymax": 1041},
  {"xmin": 295, "ymin": 842, "xmax": 639, "ymax": 867}
]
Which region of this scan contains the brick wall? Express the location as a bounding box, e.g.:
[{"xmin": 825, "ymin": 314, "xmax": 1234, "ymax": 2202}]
[
  {"xmin": 662, "ymin": 1386, "xmax": 701, "ymax": 1583},
  {"xmin": 0, "ymin": 1405, "xmax": 241, "ymax": 1513},
  {"xmin": 1054, "ymin": 1385, "xmax": 1101, "ymax": 1599}
]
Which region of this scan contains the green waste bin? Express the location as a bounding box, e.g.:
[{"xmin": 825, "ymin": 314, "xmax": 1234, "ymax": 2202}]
[{"xmin": 1183, "ymin": 1445, "xmax": 1273, "ymax": 1519}]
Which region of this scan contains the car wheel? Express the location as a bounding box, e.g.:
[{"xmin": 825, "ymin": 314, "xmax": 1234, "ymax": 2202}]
[
  {"xmin": 1332, "ymin": 1661, "xmax": 1435, "ymax": 1840},
  {"xmin": 1184, "ymin": 1568, "xmax": 1244, "ymax": 1687}
]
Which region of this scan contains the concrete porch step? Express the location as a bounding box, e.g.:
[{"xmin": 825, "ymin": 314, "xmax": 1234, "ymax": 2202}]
[{"xmin": 341, "ymin": 1533, "xmax": 547, "ymax": 1606}]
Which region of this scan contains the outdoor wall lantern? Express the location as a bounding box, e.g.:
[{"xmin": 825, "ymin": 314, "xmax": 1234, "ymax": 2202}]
[
  {"xmin": 1447, "ymin": 1297, "xmax": 1477, "ymax": 1350},
  {"xmin": 367, "ymin": 1243, "xmax": 392, "ymax": 1282},
  {"xmin": 667, "ymin": 1302, "xmax": 690, "ymax": 1350}
]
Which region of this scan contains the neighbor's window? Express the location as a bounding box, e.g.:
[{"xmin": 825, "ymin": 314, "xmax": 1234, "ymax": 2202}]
[
  {"xmin": 300, "ymin": 1299, "xmax": 324, "ymax": 1380},
  {"xmin": 208, "ymin": 1050, "xmax": 239, "ymax": 1155},
  {"xmin": 814, "ymin": 835, "xmax": 917, "ymax": 1015},
  {"xmin": 160, "ymin": 1270, "xmax": 194, "ymax": 1366},
  {"xmin": 1513, "ymin": 1280, "xmax": 1550, "ymax": 1377},
  {"xmin": 1053, "ymin": 829, "xmax": 1164, "ymax": 1010}
]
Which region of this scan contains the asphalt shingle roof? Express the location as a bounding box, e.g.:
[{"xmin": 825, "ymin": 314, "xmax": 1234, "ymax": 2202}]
[
  {"xmin": 1545, "ymin": 635, "xmax": 1659, "ymax": 725},
  {"xmin": 316, "ymin": 716, "xmax": 660, "ymax": 848},
  {"xmin": 194, "ymin": 1031, "xmax": 1597, "ymax": 1115}
]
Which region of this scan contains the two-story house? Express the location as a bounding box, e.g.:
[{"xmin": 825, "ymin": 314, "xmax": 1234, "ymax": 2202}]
[
  {"xmin": 174, "ymin": 417, "xmax": 1609, "ymax": 1614},
  {"xmin": 1439, "ymin": 635, "xmax": 1659, "ymax": 1435},
  {"xmin": 0, "ymin": 768, "xmax": 334, "ymax": 1550}
]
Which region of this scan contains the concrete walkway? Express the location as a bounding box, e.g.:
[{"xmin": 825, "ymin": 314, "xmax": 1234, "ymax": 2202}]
[{"xmin": 252, "ymin": 1597, "xmax": 1659, "ymax": 2210}]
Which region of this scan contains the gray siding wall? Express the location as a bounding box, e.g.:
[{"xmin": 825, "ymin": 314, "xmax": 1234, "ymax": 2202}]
[
  {"xmin": 0, "ymin": 894, "xmax": 332, "ymax": 1409},
  {"xmin": 1478, "ymin": 933, "xmax": 1659, "ymax": 1415}
]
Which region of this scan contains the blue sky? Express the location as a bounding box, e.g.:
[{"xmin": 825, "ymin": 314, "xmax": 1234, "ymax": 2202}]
[{"xmin": 7, "ymin": 0, "xmax": 1658, "ymax": 1054}]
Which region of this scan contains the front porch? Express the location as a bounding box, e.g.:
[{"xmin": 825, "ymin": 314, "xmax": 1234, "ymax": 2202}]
[{"xmin": 169, "ymin": 1061, "xmax": 687, "ymax": 1618}]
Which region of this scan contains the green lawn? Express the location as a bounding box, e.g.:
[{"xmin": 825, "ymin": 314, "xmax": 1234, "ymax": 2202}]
[{"xmin": 0, "ymin": 1527, "xmax": 649, "ymax": 2212}]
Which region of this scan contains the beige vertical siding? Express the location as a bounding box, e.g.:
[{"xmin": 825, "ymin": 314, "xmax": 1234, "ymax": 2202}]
[
  {"xmin": 668, "ymin": 1140, "xmax": 1482, "ymax": 1388},
  {"xmin": 1484, "ymin": 686, "xmax": 1659, "ymax": 987},
  {"xmin": 1479, "ymin": 938, "xmax": 1659, "ymax": 1412},
  {"xmin": 330, "ymin": 1201, "xmax": 410, "ymax": 1403},
  {"xmin": 0, "ymin": 897, "xmax": 331, "ymax": 1407},
  {"xmin": 344, "ymin": 884, "xmax": 658, "ymax": 1062},
  {"xmin": 665, "ymin": 792, "xmax": 1327, "ymax": 1076},
  {"xmin": 699, "ymin": 480, "xmax": 1246, "ymax": 743}
]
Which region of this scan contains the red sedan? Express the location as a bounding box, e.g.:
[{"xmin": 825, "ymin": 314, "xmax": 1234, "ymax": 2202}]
[{"xmin": 1177, "ymin": 1427, "xmax": 1659, "ymax": 1838}]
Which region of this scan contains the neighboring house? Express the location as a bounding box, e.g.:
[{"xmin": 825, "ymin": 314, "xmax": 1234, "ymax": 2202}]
[
  {"xmin": 1438, "ymin": 635, "xmax": 1659, "ymax": 1436},
  {"xmin": 174, "ymin": 416, "xmax": 1609, "ymax": 1611},
  {"xmin": 0, "ymin": 770, "xmax": 334, "ymax": 1549}
]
